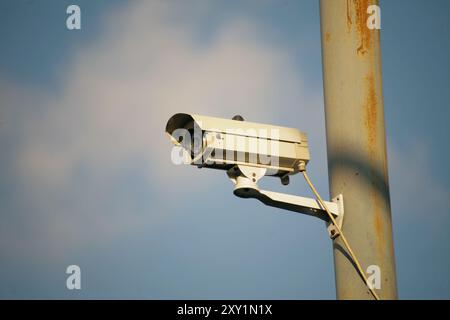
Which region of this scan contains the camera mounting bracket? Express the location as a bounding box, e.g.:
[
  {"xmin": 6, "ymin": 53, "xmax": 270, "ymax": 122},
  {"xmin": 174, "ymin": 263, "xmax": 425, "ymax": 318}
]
[{"xmin": 227, "ymin": 165, "xmax": 344, "ymax": 239}]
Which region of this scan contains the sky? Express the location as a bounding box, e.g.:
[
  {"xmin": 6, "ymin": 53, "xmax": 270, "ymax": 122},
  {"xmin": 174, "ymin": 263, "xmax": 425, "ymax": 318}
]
[{"xmin": 0, "ymin": 0, "xmax": 449, "ymax": 299}]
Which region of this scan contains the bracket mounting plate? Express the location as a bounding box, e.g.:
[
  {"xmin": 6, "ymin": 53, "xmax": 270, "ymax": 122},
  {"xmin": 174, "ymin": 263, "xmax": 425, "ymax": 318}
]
[{"xmin": 326, "ymin": 194, "xmax": 344, "ymax": 239}]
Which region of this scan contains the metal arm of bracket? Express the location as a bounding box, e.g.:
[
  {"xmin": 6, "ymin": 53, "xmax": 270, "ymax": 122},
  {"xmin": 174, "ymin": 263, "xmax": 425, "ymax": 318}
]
[
  {"xmin": 256, "ymin": 190, "xmax": 344, "ymax": 239},
  {"xmin": 227, "ymin": 165, "xmax": 344, "ymax": 239}
]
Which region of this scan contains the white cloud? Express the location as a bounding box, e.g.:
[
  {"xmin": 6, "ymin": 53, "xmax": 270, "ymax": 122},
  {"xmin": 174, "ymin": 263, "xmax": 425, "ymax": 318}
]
[
  {"xmin": 1, "ymin": 1, "xmax": 320, "ymax": 258},
  {"xmin": 15, "ymin": 1, "xmax": 315, "ymax": 188}
]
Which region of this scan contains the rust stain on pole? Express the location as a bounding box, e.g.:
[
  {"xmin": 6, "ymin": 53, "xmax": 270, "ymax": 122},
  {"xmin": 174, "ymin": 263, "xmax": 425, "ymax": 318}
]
[
  {"xmin": 364, "ymin": 73, "xmax": 378, "ymax": 150},
  {"xmin": 364, "ymin": 71, "xmax": 386, "ymax": 257},
  {"xmin": 355, "ymin": 0, "xmax": 371, "ymax": 56},
  {"xmin": 347, "ymin": 0, "xmax": 375, "ymax": 56}
]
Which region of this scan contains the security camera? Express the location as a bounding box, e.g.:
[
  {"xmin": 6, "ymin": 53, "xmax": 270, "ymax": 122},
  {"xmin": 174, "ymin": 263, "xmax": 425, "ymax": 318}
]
[
  {"xmin": 165, "ymin": 113, "xmax": 343, "ymax": 238},
  {"xmin": 165, "ymin": 113, "xmax": 310, "ymax": 184}
]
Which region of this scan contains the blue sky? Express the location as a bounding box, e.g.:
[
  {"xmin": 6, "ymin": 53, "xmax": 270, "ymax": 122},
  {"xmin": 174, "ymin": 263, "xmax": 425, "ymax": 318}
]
[{"xmin": 0, "ymin": 0, "xmax": 449, "ymax": 299}]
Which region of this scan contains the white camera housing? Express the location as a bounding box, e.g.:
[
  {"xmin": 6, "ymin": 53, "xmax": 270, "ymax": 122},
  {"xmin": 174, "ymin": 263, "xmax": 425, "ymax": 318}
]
[
  {"xmin": 165, "ymin": 113, "xmax": 343, "ymax": 238},
  {"xmin": 165, "ymin": 113, "xmax": 310, "ymax": 180}
]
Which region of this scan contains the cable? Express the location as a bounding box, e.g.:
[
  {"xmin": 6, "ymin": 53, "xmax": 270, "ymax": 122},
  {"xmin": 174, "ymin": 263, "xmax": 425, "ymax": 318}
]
[{"xmin": 301, "ymin": 170, "xmax": 381, "ymax": 301}]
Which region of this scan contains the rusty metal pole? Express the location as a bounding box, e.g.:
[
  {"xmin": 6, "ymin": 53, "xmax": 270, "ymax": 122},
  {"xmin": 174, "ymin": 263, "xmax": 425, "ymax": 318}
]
[{"xmin": 319, "ymin": 0, "xmax": 397, "ymax": 299}]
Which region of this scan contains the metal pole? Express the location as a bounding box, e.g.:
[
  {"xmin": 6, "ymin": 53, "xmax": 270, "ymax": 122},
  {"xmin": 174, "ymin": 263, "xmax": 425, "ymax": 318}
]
[{"xmin": 319, "ymin": 0, "xmax": 397, "ymax": 299}]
